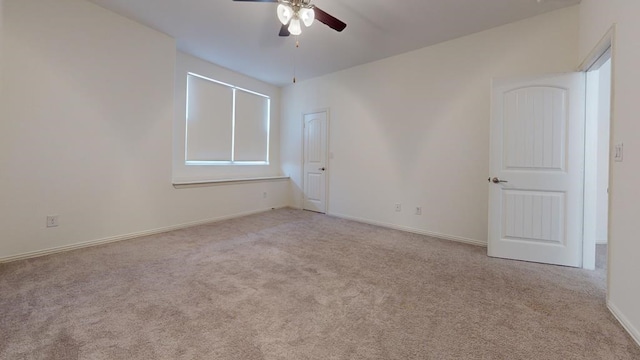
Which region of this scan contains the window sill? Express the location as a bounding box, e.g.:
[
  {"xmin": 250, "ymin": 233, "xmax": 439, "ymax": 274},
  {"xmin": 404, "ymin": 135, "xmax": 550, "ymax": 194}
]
[{"xmin": 172, "ymin": 176, "xmax": 289, "ymax": 189}]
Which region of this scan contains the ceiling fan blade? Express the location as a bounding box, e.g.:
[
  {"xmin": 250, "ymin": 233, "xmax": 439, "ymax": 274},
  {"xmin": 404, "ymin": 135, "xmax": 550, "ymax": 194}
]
[
  {"xmin": 313, "ymin": 6, "xmax": 347, "ymax": 32},
  {"xmin": 279, "ymin": 24, "xmax": 290, "ymax": 37}
]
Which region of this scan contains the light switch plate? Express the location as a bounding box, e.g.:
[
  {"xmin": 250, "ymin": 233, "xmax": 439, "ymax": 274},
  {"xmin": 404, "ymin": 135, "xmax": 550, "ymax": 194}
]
[{"xmin": 614, "ymin": 143, "xmax": 624, "ymax": 162}]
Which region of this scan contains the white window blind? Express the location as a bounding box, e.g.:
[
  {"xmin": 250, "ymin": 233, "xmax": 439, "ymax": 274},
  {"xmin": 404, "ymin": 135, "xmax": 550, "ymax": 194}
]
[
  {"xmin": 185, "ymin": 73, "xmax": 270, "ymax": 164},
  {"xmin": 234, "ymin": 89, "xmax": 269, "ymax": 162},
  {"xmin": 186, "ymin": 75, "xmax": 233, "ymax": 161}
]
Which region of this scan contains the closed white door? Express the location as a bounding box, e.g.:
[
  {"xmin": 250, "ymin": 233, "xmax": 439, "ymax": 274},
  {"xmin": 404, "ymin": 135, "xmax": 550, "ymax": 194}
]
[
  {"xmin": 489, "ymin": 73, "xmax": 585, "ymax": 267},
  {"xmin": 303, "ymin": 111, "xmax": 328, "ymax": 213}
]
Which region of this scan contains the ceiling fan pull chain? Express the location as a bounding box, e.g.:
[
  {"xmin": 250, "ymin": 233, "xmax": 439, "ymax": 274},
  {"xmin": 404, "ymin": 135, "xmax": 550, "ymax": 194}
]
[{"xmin": 293, "ymin": 37, "xmax": 299, "ymax": 83}]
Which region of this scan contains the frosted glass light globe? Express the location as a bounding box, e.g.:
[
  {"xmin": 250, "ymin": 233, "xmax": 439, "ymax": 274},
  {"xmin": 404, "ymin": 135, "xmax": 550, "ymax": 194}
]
[
  {"xmin": 299, "ymin": 7, "xmax": 315, "ymax": 27},
  {"xmin": 277, "ymin": 4, "xmax": 293, "ymax": 25},
  {"xmin": 288, "ymin": 17, "xmax": 302, "ymax": 35}
]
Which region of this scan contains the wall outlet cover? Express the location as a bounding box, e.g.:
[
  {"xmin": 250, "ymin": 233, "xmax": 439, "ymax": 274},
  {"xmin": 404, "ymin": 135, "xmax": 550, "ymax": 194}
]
[{"xmin": 46, "ymin": 215, "xmax": 59, "ymax": 228}]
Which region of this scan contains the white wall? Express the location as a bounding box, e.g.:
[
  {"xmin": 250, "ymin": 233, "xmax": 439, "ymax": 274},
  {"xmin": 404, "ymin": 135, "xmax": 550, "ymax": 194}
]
[
  {"xmin": 0, "ymin": 0, "xmax": 3, "ymax": 49},
  {"xmin": 596, "ymin": 59, "xmax": 611, "ymax": 244},
  {"xmin": 584, "ymin": 57, "xmax": 611, "ymax": 268},
  {"xmin": 580, "ymin": 0, "xmax": 640, "ymax": 345},
  {"xmin": 0, "ymin": 0, "xmax": 3, "ymax": 93},
  {"xmin": 0, "ymin": 0, "xmax": 288, "ymax": 261},
  {"xmin": 281, "ymin": 6, "xmax": 579, "ymax": 245}
]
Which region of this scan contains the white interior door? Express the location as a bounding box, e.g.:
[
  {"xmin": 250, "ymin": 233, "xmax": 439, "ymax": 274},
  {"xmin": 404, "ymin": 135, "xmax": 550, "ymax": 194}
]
[
  {"xmin": 489, "ymin": 73, "xmax": 585, "ymax": 267},
  {"xmin": 303, "ymin": 111, "xmax": 328, "ymax": 213}
]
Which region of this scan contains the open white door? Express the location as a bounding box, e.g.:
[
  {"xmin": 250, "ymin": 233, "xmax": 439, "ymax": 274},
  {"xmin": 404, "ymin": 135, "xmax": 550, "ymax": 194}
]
[
  {"xmin": 489, "ymin": 73, "xmax": 585, "ymax": 267},
  {"xmin": 303, "ymin": 111, "xmax": 328, "ymax": 213}
]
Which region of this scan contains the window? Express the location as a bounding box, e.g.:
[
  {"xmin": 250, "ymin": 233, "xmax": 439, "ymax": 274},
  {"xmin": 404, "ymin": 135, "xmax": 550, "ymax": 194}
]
[{"xmin": 185, "ymin": 73, "xmax": 270, "ymax": 165}]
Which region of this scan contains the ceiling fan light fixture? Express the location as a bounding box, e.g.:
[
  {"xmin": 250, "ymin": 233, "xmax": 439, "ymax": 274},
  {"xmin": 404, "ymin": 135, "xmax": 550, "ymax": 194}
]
[
  {"xmin": 288, "ymin": 17, "xmax": 302, "ymax": 36},
  {"xmin": 277, "ymin": 3, "xmax": 293, "ymax": 25},
  {"xmin": 299, "ymin": 7, "xmax": 315, "ymax": 27}
]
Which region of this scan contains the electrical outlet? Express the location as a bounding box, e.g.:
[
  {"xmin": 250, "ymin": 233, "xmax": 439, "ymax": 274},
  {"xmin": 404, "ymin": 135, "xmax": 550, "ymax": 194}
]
[
  {"xmin": 46, "ymin": 215, "xmax": 59, "ymax": 228},
  {"xmin": 263, "ymin": 192, "xmax": 267, "ymax": 199},
  {"xmin": 415, "ymin": 207, "xmax": 422, "ymax": 215},
  {"xmin": 395, "ymin": 204, "xmax": 402, "ymax": 212}
]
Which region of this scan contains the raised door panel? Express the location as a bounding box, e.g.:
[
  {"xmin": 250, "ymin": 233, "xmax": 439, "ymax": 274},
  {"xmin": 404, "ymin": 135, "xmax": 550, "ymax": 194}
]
[
  {"xmin": 503, "ymin": 87, "xmax": 567, "ymax": 171},
  {"xmin": 503, "ymin": 190, "xmax": 564, "ymax": 245}
]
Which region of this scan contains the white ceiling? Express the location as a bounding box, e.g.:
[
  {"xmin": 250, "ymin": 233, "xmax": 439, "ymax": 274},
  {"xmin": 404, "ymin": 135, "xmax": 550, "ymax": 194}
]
[{"xmin": 87, "ymin": 0, "xmax": 580, "ymax": 86}]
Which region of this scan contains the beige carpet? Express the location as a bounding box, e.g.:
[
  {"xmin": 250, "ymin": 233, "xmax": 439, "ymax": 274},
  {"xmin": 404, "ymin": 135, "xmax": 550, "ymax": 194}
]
[{"xmin": 1, "ymin": 208, "xmax": 638, "ymax": 359}]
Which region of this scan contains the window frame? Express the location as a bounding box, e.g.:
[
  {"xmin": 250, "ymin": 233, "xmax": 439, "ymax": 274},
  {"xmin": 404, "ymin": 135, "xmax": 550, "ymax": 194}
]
[{"xmin": 185, "ymin": 72, "xmax": 271, "ymax": 166}]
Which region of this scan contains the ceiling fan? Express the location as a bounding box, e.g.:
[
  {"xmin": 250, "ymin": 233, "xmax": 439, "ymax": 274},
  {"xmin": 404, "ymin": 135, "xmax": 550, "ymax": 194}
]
[{"xmin": 233, "ymin": 0, "xmax": 347, "ymax": 37}]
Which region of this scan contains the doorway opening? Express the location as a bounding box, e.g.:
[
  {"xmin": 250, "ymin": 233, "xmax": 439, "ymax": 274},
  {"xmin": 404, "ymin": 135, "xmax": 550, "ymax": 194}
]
[{"xmin": 584, "ymin": 50, "xmax": 612, "ymax": 272}]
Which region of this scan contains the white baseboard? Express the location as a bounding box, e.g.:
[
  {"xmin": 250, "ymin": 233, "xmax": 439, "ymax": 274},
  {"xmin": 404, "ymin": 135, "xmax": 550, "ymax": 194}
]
[
  {"xmin": 0, "ymin": 207, "xmax": 285, "ymax": 264},
  {"xmin": 328, "ymin": 212, "xmax": 487, "ymax": 247},
  {"xmin": 608, "ymin": 301, "xmax": 640, "ymax": 348},
  {"xmin": 596, "ymin": 240, "xmax": 608, "ymax": 245}
]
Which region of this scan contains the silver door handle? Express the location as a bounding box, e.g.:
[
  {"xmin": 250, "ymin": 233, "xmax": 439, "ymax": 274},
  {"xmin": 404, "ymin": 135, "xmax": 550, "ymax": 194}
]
[
  {"xmin": 319, "ymin": 167, "xmax": 326, "ymax": 171},
  {"xmin": 490, "ymin": 177, "xmax": 508, "ymax": 184}
]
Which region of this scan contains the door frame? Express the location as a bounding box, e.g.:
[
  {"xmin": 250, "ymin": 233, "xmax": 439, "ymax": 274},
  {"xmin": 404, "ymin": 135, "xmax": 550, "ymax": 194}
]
[
  {"xmin": 579, "ymin": 25, "xmax": 615, "ymax": 288},
  {"xmin": 301, "ymin": 108, "xmax": 330, "ymax": 213}
]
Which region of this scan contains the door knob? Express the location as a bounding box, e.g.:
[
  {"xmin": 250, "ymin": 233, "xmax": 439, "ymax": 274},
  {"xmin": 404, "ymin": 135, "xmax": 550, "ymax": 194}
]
[
  {"xmin": 319, "ymin": 167, "xmax": 326, "ymax": 171},
  {"xmin": 491, "ymin": 177, "xmax": 508, "ymax": 184}
]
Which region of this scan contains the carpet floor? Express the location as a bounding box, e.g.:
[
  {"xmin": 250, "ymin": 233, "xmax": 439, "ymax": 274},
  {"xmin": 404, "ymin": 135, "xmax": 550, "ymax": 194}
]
[{"xmin": 1, "ymin": 208, "xmax": 639, "ymax": 359}]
